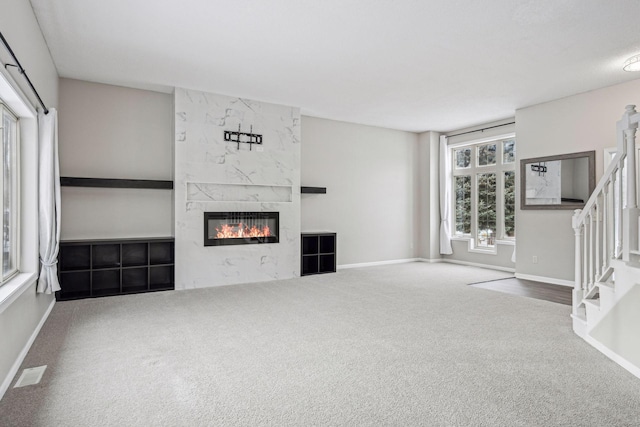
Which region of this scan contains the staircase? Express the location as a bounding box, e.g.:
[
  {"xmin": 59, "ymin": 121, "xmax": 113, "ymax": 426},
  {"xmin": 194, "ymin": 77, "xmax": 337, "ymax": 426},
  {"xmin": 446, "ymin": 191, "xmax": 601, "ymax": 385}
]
[{"xmin": 571, "ymin": 105, "xmax": 640, "ymax": 378}]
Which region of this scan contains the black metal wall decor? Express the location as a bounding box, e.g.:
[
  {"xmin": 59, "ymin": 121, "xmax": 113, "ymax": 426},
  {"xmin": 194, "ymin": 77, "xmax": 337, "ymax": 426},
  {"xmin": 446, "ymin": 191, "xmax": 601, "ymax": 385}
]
[
  {"xmin": 531, "ymin": 162, "xmax": 547, "ymax": 176},
  {"xmin": 224, "ymin": 124, "xmax": 263, "ymax": 150}
]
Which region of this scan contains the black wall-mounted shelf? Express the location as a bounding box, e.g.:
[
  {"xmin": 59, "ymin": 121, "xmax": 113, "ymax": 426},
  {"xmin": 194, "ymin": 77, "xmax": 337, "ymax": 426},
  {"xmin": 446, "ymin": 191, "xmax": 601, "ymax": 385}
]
[
  {"xmin": 62, "ymin": 179, "xmax": 321, "ymax": 193},
  {"xmin": 301, "ymin": 186, "xmax": 326, "ymax": 194},
  {"xmin": 61, "ymin": 177, "xmax": 174, "ymax": 190}
]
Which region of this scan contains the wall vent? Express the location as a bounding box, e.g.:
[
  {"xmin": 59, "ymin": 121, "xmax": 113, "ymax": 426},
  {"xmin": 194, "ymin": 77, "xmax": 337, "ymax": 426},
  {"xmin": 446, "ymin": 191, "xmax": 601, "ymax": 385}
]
[{"xmin": 14, "ymin": 365, "xmax": 47, "ymax": 388}]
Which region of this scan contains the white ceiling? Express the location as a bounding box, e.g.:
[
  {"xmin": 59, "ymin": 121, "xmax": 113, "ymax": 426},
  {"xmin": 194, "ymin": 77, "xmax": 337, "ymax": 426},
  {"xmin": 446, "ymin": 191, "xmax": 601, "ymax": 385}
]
[{"xmin": 30, "ymin": 0, "xmax": 640, "ymax": 132}]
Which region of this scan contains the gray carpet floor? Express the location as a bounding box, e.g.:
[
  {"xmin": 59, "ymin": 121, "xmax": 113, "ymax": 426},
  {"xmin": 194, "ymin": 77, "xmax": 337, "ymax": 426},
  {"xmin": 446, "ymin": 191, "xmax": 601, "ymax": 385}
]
[{"xmin": 2, "ymin": 263, "xmax": 640, "ymax": 426}]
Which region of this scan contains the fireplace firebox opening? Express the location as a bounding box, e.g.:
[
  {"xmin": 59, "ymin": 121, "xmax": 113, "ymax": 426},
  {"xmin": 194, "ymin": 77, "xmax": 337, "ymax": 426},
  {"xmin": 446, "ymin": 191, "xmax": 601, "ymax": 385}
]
[{"xmin": 204, "ymin": 212, "xmax": 279, "ymax": 246}]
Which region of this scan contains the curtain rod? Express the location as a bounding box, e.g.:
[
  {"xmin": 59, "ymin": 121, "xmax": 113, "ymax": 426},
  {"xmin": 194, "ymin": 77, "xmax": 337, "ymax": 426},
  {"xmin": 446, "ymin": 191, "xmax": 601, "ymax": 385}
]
[
  {"xmin": 447, "ymin": 121, "xmax": 514, "ymax": 138},
  {"xmin": 0, "ymin": 31, "xmax": 49, "ymax": 114}
]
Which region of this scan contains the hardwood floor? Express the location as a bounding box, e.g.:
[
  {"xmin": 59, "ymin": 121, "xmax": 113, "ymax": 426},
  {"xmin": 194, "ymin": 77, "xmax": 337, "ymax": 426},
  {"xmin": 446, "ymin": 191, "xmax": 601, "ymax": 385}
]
[{"xmin": 470, "ymin": 277, "xmax": 572, "ymax": 305}]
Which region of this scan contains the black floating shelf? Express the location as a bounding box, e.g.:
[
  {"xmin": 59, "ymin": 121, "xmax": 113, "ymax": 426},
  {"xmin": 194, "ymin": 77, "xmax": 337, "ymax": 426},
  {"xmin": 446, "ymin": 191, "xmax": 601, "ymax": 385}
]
[
  {"xmin": 61, "ymin": 177, "xmax": 174, "ymax": 190},
  {"xmin": 301, "ymin": 186, "xmax": 326, "ymax": 194}
]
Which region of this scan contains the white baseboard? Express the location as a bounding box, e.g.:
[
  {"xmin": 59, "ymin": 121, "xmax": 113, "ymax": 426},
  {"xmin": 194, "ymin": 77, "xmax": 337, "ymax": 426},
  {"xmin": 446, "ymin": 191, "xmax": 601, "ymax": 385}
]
[
  {"xmin": 440, "ymin": 258, "xmax": 515, "ymax": 273},
  {"xmin": 338, "ymin": 257, "xmax": 514, "ymax": 273},
  {"xmin": 571, "ymin": 313, "xmax": 587, "ymax": 338},
  {"xmin": 338, "ymin": 258, "xmax": 420, "ymax": 270},
  {"xmin": 583, "ymin": 333, "xmax": 640, "ymax": 380},
  {"xmin": 0, "ymin": 298, "xmax": 55, "ymax": 401},
  {"xmin": 515, "ymin": 273, "xmax": 574, "ymax": 287}
]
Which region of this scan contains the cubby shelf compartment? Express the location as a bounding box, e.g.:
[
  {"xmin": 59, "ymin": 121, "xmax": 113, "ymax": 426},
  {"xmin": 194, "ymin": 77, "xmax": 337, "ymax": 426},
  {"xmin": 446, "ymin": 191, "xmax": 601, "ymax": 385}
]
[
  {"xmin": 57, "ymin": 237, "xmax": 175, "ymax": 301},
  {"xmin": 60, "ymin": 177, "xmax": 173, "ymax": 190},
  {"xmin": 301, "ymin": 232, "xmax": 336, "ymax": 276}
]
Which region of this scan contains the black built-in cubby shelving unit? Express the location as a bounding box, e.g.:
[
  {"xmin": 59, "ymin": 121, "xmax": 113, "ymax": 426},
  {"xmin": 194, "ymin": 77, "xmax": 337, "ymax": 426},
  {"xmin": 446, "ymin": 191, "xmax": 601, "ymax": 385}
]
[
  {"xmin": 301, "ymin": 232, "xmax": 336, "ymax": 276},
  {"xmin": 57, "ymin": 237, "xmax": 175, "ymax": 301}
]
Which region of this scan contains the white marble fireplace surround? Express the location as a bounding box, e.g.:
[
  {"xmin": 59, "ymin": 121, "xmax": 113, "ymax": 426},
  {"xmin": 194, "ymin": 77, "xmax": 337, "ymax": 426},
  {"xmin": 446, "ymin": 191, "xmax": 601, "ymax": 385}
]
[
  {"xmin": 186, "ymin": 182, "xmax": 292, "ymax": 203},
  {"xmin": 174, "ymin": 88, "xmax": 301, "ymax": 289}
]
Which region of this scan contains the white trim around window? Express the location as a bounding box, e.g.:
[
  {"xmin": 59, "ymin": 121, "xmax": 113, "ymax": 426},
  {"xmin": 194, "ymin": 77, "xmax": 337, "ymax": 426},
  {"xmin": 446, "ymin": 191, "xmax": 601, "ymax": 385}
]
[
  {"xmin": 0, "ymin": 59, "xmax": 39, "ymax": 310},
  {"xmin": 450, "ymin": 133, "xmax": 516, "ymax": 255},
  {"xmin": 1, "ymin": 102, "xmax": 21, "ymax": 284}
]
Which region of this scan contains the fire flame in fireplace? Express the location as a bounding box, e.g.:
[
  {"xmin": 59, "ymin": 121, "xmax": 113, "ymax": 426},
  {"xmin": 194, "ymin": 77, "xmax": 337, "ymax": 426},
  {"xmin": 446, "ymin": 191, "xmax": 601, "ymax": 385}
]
[{"xmin": 215, "ymin": 223, "xmax": 272, "ymax": 239}]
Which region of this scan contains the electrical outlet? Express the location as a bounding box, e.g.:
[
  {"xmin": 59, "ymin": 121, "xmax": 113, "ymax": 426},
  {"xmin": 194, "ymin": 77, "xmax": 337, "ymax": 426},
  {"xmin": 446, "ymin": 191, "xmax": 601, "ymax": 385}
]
[{"xmin": 532, "ymin": 256, "xmax": 538, "ymax": 264}]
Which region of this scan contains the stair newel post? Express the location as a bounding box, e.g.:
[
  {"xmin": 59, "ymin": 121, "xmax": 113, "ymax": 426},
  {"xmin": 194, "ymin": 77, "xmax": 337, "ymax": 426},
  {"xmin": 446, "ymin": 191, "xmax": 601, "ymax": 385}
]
[
  {"xmin": 623, "ymin": 146, "xmax": 640, "ymax": 260},
  {"xmin": 572, "ymin": 209, "xmax": 583, "ymax": 315},
  {"xmin": 622, "ymin": 105, "xmax": 639, "ymax": 261},
  {"xmin": 624, "ymin": 138, "xmax": 637, "ymax": 209}
]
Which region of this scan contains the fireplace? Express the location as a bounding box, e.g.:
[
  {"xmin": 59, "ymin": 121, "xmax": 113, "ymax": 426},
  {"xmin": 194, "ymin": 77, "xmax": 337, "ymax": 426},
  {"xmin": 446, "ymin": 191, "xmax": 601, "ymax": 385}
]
[{"xmin": 204, "ymin": 212, "xmax": 279, "ymax": 246}]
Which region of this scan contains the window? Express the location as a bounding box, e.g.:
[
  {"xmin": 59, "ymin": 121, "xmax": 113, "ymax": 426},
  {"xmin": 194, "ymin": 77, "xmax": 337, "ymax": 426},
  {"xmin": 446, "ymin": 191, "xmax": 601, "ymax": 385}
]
[
  {"xmin": 504, "ymin": 170, "xmax": 516, "ymax": 238},
  {"xmin": 1, "ymin": 102, "xmax": 19, "ymax": 283},
  {"xmin": 454, "ymin": 176, "xmax": 471, "ymax": 234},
  {"xmin": 452, "ymin": 137, "xmax": 516, "ymax": 251}
]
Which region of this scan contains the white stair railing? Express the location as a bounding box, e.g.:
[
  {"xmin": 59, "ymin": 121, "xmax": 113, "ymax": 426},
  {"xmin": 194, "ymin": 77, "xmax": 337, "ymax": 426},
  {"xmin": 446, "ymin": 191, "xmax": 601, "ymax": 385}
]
[{"xmin": 572, "ymin": 105, "xmax": 640, "ymax": 317}]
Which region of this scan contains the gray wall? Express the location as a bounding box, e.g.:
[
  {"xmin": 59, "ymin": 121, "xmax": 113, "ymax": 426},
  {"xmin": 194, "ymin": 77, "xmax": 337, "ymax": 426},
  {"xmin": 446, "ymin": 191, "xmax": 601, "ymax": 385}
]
[
  {"xmin": 0, "ymin": 0, "xmax": 59, "ymax": 395},
  {"xmin": 301, "ymin": 116, "xmax": 419, "ymax": 266},
  {"xmin": 417, "ymin": 131, "xmax": 441, "ymax": 261},
  {"xmin": 443, "ymin": 240, "xmax": 515, "ymax": 270},
  {"xmin": 0, "ymin": 0, "xmax": 58, "ymax": 109},
  {"xmin": 58, "ymin": 79, "xmax": 174, "ymax": 239},
  {"xmin": 515, "ymin": 78, "xmax": 640, "ymax": 281}
]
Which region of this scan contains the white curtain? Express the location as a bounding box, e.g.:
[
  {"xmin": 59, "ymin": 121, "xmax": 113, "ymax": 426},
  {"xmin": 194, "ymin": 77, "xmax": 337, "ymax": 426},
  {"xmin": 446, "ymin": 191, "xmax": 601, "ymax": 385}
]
[
  {"xmin": 37, "ymin": 108, "xmax": 61, "ymax": 294},
  {"xmin": 439, "ymin": 135, "xmax": 453, "ymax": 254}
]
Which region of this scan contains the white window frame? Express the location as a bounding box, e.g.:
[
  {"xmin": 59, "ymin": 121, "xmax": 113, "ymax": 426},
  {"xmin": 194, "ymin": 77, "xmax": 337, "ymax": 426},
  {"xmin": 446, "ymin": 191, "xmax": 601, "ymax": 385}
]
[
  {"xmin": 0, "ymin": 60, "xmax": 39, "ymax": 313},
  {"xmin": 0, "ymin": 101, "xmax": 20, "ymax": 284},
  {"xmin": 450, "ymin": 133, "xmax": 516, "ymax": 254}
]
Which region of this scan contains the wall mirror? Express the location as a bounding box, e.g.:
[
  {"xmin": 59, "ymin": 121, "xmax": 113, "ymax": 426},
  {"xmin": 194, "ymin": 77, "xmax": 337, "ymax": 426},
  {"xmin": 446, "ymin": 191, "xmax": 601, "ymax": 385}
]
[{"xmin": 520, "ymin": 150, "xmax": 595, "ymax": 210}]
